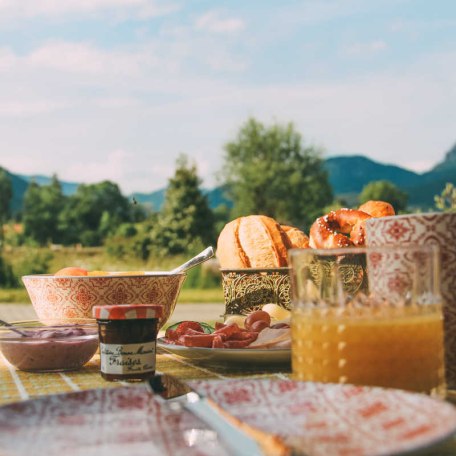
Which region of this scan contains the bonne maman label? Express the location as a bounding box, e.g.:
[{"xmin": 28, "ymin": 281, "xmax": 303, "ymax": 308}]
[{"xmin": 100, "ymin": 342, "xmax": 156, "ymax": 374}]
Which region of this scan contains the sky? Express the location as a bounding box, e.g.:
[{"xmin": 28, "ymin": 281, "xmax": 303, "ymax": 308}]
[{"xmin": 0, "ymin": 0, "xmax": 455, "ymax": 194}]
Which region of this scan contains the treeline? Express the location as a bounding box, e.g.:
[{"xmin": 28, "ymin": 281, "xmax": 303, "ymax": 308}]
[
  {"xmin": 0, "ymin": 118, "xmax": 337, "ymax": 256},
  {"xmin": 1, "ymin": 156, "xmax": 215, "ymax": 256},
  {"xmin": 2, "ymin": 117, "xmax": 452, "ymax": 286}
]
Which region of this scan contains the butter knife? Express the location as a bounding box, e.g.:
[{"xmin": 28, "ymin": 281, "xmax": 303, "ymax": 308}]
[{"xmin": 148, "ymin": 373, "xmax": 264, "ymax": 456}]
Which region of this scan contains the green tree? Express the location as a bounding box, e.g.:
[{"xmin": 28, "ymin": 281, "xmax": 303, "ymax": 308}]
[
  {"xmin": 22, "ymin": 181, "xmax": 41, "ymax": 243},
  {"xmin": 359, "ymin": 180, "xmax": 408, "ymax": 213},
  {"xmin": 22, "ymin": 176, "xmax": 66, "ymax": 245},
  {"xmin": 0, "ymin": 168, "xmax": 12, "ymax": 223},
  {"xmin": 220, "ymin": 118, "xmax": 333, "ymax": 229},
  {"xmin": 150, "ymin": 155, "xmax": 215, "ymax": 255},
  {"xmin": 0, "ymin": 255, "xmax": 17, "ymax": 287},
  {"xmin": 0, "ymin": 168, "xmax": 15, "ymax": 286},
  {"xmin": 59, "ymin": 181, "xmax": 132, "ymax": 246},
  {"xmin": 0, "ymin": 168, "xmax": 12, "ymax": 247},
  {"xmin": 435, "ymin": 183, "xmax": 456, "ymax": 213},
  {"xmin": 213, "ymin": 204, "xmax": 231, "ymax": 239}
]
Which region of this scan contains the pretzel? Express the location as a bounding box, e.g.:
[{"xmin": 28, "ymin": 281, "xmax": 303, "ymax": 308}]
[{"xmin": 309, "ymin": 208, "xmax": 372, "ymax": 248}]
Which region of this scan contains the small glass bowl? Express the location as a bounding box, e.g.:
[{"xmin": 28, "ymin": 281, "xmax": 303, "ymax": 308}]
[{"xmin": 0, "ymin": 319, "xmax": 99, "ymax": 372}]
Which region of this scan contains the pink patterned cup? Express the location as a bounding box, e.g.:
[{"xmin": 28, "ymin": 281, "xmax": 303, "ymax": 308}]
[{"xmin": 366, "ymin": 213, "xmax": 456, "ymax": 390}]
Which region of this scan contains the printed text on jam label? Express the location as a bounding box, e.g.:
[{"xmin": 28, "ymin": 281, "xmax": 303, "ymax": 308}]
[{"xmin": 100, "ymin": 342, "xmax": 156, "ymax": 375}]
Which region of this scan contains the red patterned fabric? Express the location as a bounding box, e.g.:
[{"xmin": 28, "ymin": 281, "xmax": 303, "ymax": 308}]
[{"xmin": 366, "ymin": 213, "xmax": 456, "ymax": 389}]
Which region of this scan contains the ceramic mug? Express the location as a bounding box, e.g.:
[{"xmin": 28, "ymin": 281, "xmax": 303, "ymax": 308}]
[{"xmin": 365, "ymin": 212, "xmax": 456, "ymax": 390}]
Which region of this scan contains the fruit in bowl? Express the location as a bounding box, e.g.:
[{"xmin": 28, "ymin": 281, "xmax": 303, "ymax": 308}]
[
  {"xmin": 0, "ymin": 319, "xmax": 98, "ymax": 372},
  {"xmin": 22, "ymin": 268, "xmax": 186, "ymax": 329}
]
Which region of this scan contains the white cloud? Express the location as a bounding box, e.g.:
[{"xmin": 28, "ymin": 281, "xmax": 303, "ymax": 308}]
[
  {"xmin": 195, "ymin": 11, "xmax": 245, "ymax": 33},
  {"xmin": 0, "ymin": 33, "xmax": 454, "ymax": 194},
  {"xmin": 273, "ymin": 0, "xmax": 377, "ymax": 27},
  {"xmin": 343, "ymin": 40, "xmax": 388, "ymax": 56},
  {"xmin": 390, "ymin": 18, "xmax": 456, "ymax": 33},
  {"xmin": 65, "ymin": 149, "xmax": 130, "ymax": 184},
  {"xmin": 0, "ymin": 47, "xmax": 16, "ymax": 71},
  {"xmin": 27, "ymin": 41, "xmax": 146, "ymax": 76},
  {"xmin": 203, "ymin": 50, "xmax": 247, "ymax": 72},
  {"xmin": 0, "ymin": 0, "xmax": 179, "ymax": 21},
  {"xmin": 0, "ymin": 100, "xmax": 64, "ymax": 117},
  {"xmin": 94, "ymin": 97, "xmax": 141, "ymax": 109}
]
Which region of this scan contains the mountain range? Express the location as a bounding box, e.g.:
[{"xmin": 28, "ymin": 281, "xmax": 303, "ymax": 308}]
[{"xmin": 4, "ymin": 143, "xmax": 456, "ymax": 214}]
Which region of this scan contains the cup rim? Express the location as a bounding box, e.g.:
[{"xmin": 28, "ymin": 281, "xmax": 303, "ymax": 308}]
[
  {"xmin": 365, "ymin": 211, "xmax": 456, "ymax": 224},
  {"xmin": 0, "ymin": 318, "xmax": 97, "ymax": 328},
  {"xmin": 220, "ymin": 267, "xmax": 290, "ymax": 273},
  {"xmin": 288, "ymin": 244, "xmax": 440, "ymax": 258},
  {"xmin": 0, "ymin": 319, "xmax": 98, "ymax": 340},
  {"xmin": 22, "ymin": 272, "xmax": 186, "ymax": 279}
]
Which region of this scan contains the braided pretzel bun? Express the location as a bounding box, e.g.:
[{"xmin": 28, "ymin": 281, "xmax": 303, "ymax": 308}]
[
  {"xmin": 217, "ymin": 215, "xmax": 292, "ymax": 269},
  {"xmin": 281, "ymin": 225, "xmax": 310, "ymax": 249},
  {"xmin": 358, "ymin": 200, "xmax": 395, "ymax": 218}
]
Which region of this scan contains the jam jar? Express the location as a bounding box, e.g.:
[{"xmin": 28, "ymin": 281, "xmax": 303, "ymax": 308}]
[{"xmin": 93, "ymin": 304, "xmax": 163, "ymax": 382}]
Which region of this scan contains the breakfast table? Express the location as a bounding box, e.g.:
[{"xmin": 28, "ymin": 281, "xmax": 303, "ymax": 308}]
[
  {"xmin": 2, "ymin": 298, "xmax": 456, "ymax": 455},
  {"xmin": 1, "ymin": 346, "xmax": 456, "ymax": 455}
]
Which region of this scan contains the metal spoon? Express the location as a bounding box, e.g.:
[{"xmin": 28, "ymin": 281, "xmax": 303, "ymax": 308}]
[
  {"xmin": 170, "ymin": 246, "xmax": 215, "ymax": 274},
  {"xmin": 0, "ymin": 319, "xmax": 29, "ymax": 337}
]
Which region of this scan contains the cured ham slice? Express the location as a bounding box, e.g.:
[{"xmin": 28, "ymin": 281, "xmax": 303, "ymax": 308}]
[{"xmin": 247, "ymin": 327, "xmax": 291, "ymax": 349}]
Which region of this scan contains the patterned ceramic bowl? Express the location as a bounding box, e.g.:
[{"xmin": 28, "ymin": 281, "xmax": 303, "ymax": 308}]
[
  {"xmin": 221, "ymin": 268, "xmax": 291, "ymax": 316},
  {"xmin": 22, "ymin": 273, "xmax": 186, "ymax": 329}
]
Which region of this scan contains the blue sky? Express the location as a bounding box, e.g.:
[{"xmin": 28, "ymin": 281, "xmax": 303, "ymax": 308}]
[{"xmin": 0, "ymin": 0, "xmax": 455, "ymax": 193}]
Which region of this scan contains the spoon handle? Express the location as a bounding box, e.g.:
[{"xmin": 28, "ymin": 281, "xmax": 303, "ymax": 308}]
[
  {"xmin": 0, "ymin": 319, "xmax": 28, "ymax": 337},
  {"xmin": 171, "ymin": 246, "xmax": 215, "ymax": 274}
]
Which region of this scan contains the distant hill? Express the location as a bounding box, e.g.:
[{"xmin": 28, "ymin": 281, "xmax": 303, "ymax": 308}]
[
  {"xmin": 130, "ymin": 186, "xmax": 232, "ymax": 212},
  {"xmin": 324, "ymin": 155, "xmax": 422, "ymax": 194},
  {"xmin": 18, "ymin": 174, "xmax": 80, "ymax": 196},
  {"xmin": 409, "ymin": 143, "xmax": 456, "ymax": 206},
  {"xmin": 322, "ymin": 152, "xmax": 456, "ymax": 209},
  {"xmin": 4, "ymin": 143, "xmax": 456, "ymax": 213},
  {"xmin": 129, "ymin": 189, "xmax": 164, "ymax": 212}
]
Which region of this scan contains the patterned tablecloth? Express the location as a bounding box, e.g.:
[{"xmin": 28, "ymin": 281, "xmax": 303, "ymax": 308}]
[
  {"xmin": 1, "ymin": 347, "xmax": 456, "ymax": 455},
  {"xmin": 0, "ymin": 347, "xmax": 291, "ymax": 405}
]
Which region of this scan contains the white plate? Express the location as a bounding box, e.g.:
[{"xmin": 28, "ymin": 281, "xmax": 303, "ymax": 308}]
[
  {"xmin": 1, "ymin": 380, "xmax": 456, "ymax": 456},
  {"xmin": 157, "ymin": 338, "xmax": 291, "ymax": 364}
]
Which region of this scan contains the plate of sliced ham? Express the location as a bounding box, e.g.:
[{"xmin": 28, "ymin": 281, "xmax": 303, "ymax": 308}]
[
  {"xmin": 157, "ymin": 338, "xmax": 291, "ymax": 363},
  {"xmin": 158, "ymin": 317, "xmax": 291, "ymax": 364}
]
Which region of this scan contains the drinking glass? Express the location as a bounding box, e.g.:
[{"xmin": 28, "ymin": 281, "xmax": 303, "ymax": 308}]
[{"xmin": 289, "ymin": 245, "xmax": 445, "ymax": 396}]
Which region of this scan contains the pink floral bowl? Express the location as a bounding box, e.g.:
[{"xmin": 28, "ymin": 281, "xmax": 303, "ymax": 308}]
[{"xmin": 22, "ymin": 272, "xmax": 186, "ymax": 329}]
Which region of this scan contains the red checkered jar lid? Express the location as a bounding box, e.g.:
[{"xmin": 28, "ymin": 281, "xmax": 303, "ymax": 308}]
[{"xmin": 93, "ymin": 304, "xmax": 163, "ymax": 320}]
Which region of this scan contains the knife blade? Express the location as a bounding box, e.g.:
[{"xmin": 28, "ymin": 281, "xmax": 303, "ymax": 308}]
[{"xmin": 148, "ymin": 373, "xmax": 273, "ymax": 456}]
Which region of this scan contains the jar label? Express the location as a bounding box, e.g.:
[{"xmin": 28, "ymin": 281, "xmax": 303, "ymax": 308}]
[{"xmin": 100, "ymin": 342, "xmax": 156, "ymax": 375}]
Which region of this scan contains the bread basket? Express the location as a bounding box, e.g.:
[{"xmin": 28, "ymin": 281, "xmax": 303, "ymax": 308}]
[{"xmin": 221, "ymin": 268, "xmax": 291, "ymax": 316}]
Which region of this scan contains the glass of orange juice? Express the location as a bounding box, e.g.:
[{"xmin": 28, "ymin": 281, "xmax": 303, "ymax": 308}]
[{"xmin": 289, "ymin": 245, "xmax": 445, "ymax": 396}]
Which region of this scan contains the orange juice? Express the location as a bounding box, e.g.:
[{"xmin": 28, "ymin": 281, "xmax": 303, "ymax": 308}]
[{"xmin": 291, "ymin": 305, "xmax": 445, "ymax": 395}]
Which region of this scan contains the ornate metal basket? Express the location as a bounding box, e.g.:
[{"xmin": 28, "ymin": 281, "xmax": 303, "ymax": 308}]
[
  {"xmin": 221, "ymin": 268, "xmax": 291, "ymax": 316},
  {"xmin": 307, "ymin": 254, "xmax": 368, "ymax": 296}
]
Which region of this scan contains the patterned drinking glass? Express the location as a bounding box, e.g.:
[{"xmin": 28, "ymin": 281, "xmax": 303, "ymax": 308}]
[{"xmin": 289, "ymin": 245, "xmax": 445, "ymax": 396}]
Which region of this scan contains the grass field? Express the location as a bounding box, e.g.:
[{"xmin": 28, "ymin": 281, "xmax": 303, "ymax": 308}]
[
  {"xmin": 0, "ymin": 287, "xmax": 224, "ymax": 304},
  {"xmin": 3, "ymin": 246, "xmax": 200, "ymax": 275},
  {"xmin": 1, "ymin": 246, "xmax": 224, "ymax": 303}
]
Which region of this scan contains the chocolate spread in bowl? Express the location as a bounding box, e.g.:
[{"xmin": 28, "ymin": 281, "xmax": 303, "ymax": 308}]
[{"xmin": 0, "ymin": 326, "xmax": 98, "ymax": 372}]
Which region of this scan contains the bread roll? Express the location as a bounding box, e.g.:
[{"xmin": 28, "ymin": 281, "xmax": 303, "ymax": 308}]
[
  {"xmin": 358, "ymin": 200, "xmax": 395, "ymax": 218},
  {"xmin": 217, "ymin": 215, "xmax": 291, "ymax": 269},
  {"xmin": 281, "ymin": 225, "xmax": 310, "ymax": 249}
]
